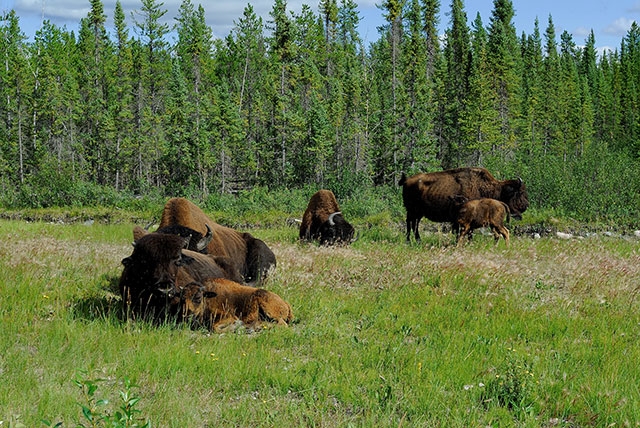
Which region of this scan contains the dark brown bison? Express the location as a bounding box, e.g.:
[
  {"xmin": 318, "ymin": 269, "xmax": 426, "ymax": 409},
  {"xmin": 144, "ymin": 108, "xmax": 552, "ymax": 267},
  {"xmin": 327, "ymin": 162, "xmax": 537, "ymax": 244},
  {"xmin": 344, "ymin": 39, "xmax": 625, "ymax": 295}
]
[
  {"xmin": 398, "ymin": 167, "xmax": 528, "ymax": 242},
  {"xmin": 299, "ymin": 190, "xmax": 355, "ymax": 245},
  {"xmin": 158, "ymin": 197, "xmax": 276, "ymax": 285},
  {"xmin": 171, "ymin": 278, "xmax": 293, "ymax": 332},
  {"xmin": 119, "ymin": 228, "xmax": 243, "ymax": 320},
  {"xmin": 450, "ymin": 196, "xmax": 510, "ymax": 246}
]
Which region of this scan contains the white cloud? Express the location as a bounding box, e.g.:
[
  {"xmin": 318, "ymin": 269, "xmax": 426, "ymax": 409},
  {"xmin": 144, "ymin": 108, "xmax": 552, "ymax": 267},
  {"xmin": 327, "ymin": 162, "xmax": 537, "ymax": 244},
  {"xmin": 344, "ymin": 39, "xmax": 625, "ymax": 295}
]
[
  {"xmin": 603, "ymin": 17, "xmax": 634, "ymax": 36},
  {"xmin": 572, "ymin": 26, "xmax": 591, "ymax": 39}
]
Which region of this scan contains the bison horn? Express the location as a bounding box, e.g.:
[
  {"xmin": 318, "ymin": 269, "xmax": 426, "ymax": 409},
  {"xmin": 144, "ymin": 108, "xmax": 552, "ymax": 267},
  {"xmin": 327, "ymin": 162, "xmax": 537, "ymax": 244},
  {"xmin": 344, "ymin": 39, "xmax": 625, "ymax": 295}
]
[
  {"xmin": 328, "ymin": 211, "xmax": 341, "ymax": 226},
  {"xmin": 196, "ymin": 224, "xmax": 213, "ymax": 251}
]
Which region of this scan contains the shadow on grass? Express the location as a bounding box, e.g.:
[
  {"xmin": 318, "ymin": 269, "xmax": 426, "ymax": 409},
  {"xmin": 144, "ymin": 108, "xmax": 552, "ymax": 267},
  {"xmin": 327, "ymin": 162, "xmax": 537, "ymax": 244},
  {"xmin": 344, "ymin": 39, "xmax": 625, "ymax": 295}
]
[{"xmin": 70, "ymin": 273, "xmax": 126, "ymax": 323}]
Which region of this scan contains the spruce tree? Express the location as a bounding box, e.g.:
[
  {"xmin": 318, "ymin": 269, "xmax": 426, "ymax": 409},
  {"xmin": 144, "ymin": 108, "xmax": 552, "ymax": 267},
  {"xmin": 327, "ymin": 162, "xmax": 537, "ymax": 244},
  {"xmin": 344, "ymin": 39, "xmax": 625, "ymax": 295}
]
[{"xmin": 439, "ymin": 0, "xmax": 471, "ymax": 167}]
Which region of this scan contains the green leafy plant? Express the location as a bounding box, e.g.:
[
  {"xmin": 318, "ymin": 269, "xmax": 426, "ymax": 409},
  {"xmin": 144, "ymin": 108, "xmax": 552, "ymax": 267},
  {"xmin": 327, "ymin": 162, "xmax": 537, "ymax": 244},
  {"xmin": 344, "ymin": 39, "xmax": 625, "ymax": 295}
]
[
  {"xmin": 42, "ymin": 375, "xmax": 151, "ymax": 428},
  {"xmin": 480, "ymin": 347, "xmax": 537, "ymax": 418}
]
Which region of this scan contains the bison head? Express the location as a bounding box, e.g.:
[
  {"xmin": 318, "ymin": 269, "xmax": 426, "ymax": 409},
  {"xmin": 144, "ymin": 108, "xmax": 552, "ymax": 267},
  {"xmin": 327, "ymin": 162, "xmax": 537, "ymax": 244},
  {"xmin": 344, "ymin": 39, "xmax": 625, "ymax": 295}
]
[
  {"xmin": 171, "ymin": 282, "xmax": 207, "ymax": 323},
  {"xmin": 499, "ymin": 178, "xmax": 529, "ymax": 220},
  {"xmin": 119, "ymin": 232, "xmax": 193, "ymax": 319},
  {"xmin": 318, "ymin": 212, "xmax": 355, "ymax": 245}
]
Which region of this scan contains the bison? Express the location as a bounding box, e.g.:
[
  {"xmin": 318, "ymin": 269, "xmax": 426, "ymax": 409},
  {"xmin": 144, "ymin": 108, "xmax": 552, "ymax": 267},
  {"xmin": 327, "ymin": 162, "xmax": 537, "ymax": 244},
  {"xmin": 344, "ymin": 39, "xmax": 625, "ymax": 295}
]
[
  {"xmin": 119, "ymin": 228, "xmax": 243, "ymax": 320},
  {"xmin": 158, "ymin": 197, "xmax": 276, "ymax": 285},
  {"xmin": 398, "ymin": 167, "xmax": 528, "ymax": 242},
  {"xmin": 450, "ymin": 196, "xmax": 510, "ymax": 246},
  {"xmin": 299, "ymin": 190, "xmax": 355, "ymax": 245},
  {"xmin": 172, "ymin": 278, "xmax": 293, "ymax": 332}
]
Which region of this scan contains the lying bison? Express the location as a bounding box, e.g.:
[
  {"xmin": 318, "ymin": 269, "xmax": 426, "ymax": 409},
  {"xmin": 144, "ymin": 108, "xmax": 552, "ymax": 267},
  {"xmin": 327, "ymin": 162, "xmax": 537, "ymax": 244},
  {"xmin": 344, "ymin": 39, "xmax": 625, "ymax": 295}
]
[
  {"xmin": 119, "ymin": 228, "xmax": 243, "ymax": 320},
  {"xmin": 158, "ymin": 197, "xmax": 276, "ymax": 285},
  {"xmin": 171, "ymin": 278, "xmax": 293, "ymax": 332},
  {"xmin": 450, "ymin": 196, "xmax": 510, "ymax": 246},
  {"xmin": 398, "ymin": 167, "xmax": 528, "ymax": 242},
  {"xmin": 299, "ymin": 190, "xmax": 355, "ymax": 245}
]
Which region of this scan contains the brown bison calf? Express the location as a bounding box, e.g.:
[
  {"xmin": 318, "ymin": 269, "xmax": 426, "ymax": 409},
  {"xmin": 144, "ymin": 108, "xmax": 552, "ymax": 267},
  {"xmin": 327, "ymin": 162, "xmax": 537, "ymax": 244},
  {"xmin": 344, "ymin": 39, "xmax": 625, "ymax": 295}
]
[
  {"xmin": 451, "ymin": 196, "xmax": 510, "ymax": 246},
  {"xmin": 176, "ymin": 278, "xmax": 293, "ymax": 332}
]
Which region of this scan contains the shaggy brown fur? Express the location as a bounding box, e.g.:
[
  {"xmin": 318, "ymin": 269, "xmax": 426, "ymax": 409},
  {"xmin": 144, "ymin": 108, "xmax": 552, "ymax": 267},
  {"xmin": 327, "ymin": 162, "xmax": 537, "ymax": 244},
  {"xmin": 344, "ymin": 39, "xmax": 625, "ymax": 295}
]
[
  {"xmin": 398, "ymin": 167, "xmax": 528, "ymax": 242},
  {"xmin": 299, "ymin": 190, "xmax": 355, "ymax": 245},
  {"xmin": 452, "ymin": 197, "xmax": 511, "ymax": 246},
  {"xmin": 120, "ymin": 229, "xmax": 243, "ymax": 320},
  {"xmin": 158, "ymin": 197, "xmax": 276, "ymax": 284},
  {"xmin": 178, "ymin": 278, "xmax": 293, "ymax": 332}
]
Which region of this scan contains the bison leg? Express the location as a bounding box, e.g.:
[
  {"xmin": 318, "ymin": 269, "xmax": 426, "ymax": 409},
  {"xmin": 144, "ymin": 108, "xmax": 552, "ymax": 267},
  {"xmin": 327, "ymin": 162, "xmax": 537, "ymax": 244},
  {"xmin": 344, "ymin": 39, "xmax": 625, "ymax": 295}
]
[
  {"xmin": 406, "ymin": 213, "xmax": 422, "ymax": 242},
  {"xmin": 254, "ymin": 290, "xmax": 291, "ymax": 326},
  {"xmin": 492, "ymin": 225, "xmax": 510, "ymax": 246},
  {"xmin": 457, "ymin": 225, "xmax": 472, "ymax": 246},
  {"xmin": 212, "ymin": 315, "xmax": 242, "ymax": 332}
]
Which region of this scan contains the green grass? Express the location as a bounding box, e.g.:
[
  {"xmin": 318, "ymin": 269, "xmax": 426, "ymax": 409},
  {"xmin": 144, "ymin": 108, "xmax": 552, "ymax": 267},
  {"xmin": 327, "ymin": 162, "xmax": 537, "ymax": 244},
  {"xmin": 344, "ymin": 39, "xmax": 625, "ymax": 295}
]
[{"xmin": 1, "ymin": 218, "xmax": 639, "ymax": 427}]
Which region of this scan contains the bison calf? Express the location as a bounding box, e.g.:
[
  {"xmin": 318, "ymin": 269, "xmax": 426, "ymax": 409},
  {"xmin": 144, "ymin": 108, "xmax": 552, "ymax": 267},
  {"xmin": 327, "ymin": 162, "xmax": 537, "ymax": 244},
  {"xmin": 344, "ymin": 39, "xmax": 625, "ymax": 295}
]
[
  {"xmin": 176, "ymin": 278, "xmax": 293, "ymax": 332},
  {"xmin": 451, "ymin": 196, "xmax": 510, "ymax": 246}
]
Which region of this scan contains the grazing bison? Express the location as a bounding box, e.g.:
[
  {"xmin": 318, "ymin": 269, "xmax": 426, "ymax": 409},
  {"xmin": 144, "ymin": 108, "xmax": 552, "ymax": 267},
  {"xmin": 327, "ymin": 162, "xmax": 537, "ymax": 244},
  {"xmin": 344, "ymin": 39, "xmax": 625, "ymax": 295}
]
[
  {"xmin": 398, "ymin": 167, "xmax": 528, "ymax": 242},
  {"xmin": 119, "ymin": 229, "xmax": 243, "ymax": 320},
  {"xmin": 299, "ymin": 190, "xmax": 355, "ymax": 245},
  {"xmin": 450, "ymin": 196, "xmax": 510, "ymax": 246},
  {"xmin": 158, "ymin": 197, "xmax": 276, "ymax": 285},
  {"xmin": 173, "ymin": 278, "xmax": 293, "ymax": 332}
]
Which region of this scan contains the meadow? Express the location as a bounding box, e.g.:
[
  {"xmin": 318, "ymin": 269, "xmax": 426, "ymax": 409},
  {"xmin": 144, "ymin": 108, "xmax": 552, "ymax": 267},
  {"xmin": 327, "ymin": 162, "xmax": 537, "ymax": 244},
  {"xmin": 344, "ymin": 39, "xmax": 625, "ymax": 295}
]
[{"xmin": 0, "ymin": 215, "xmax": 639, "ymax": 427}]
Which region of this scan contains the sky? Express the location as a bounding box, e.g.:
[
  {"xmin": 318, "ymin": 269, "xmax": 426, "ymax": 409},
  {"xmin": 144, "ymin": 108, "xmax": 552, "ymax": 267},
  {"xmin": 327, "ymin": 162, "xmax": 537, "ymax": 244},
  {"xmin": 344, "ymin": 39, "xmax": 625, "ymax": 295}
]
[{"xmin": 0, "ymin": 0, "xmax": 638, "ymax": 54}]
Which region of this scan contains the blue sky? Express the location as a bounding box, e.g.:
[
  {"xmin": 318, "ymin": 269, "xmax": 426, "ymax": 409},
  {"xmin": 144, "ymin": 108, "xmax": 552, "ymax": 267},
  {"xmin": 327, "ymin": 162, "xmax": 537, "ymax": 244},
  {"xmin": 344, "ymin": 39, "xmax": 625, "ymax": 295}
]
[{"xmin": 1, "ymin": 0, "xmax": 637, "ymax": 54}]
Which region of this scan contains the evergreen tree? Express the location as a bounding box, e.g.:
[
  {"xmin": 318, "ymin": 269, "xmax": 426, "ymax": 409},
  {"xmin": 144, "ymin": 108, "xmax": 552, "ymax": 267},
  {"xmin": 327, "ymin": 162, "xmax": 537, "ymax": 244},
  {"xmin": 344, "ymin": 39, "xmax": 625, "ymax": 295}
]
[
  {"xmin": 112, "ymin": 0, "xmax": 135, "ymax": 191},
  {"xmin": 439, "ymin": 0, "xmax": 471, "ymax": 167},
  {"xmin": 131, "ymin": 0, "xmax": 170, "ymax": 189},
  {"xmin": 462, "ymin": 12, "xmax": 500, "ymax": 163},
  {"xmin": 486, "ymin": 0, "xmax": 521, "ymax": 149},
  {"xmin": 557, "ymin": 30, "xmax": 584, "ymax": 159},
  {"xmin": 518, "ymin": 18, "xmax": 544, "ymax": 153},
  {"xmin": 77, "ymin": 0, "xmax": 115, "ymax": 185},
  {"xmin": 541, "ymin": 15, "xmax": 561, "ymax": 154},
  {"xmin": 620, "ymin": 22, "xmax": 640, "ymax": 155},
  {"xmin": 267, "ymin": 0, "xmax": 296, "ymax": 185},
  {"xmin": 31, "ymin": 22, "xmax": 80, "ymax": 177},
  {"xmin": 220, "ymin": 5, "xmax": 268, "ymax": 185},
  {"xmin": 421, "ymin": 0, "xmax": 440, "ymax": 80},
  {"xmin": 0, "ymin": 11, "xmax": 31, "ymax": 184},
  {"xmin": 401, "ymin": 0, "xmax": 436, "ymax": 171},
  {"xmin": 172, "ymin": 0, "xmax": 217, "ymax": 195},
  {"xmin": 334, "ymin": 0, "xmax": 369, "ymax": 179}
]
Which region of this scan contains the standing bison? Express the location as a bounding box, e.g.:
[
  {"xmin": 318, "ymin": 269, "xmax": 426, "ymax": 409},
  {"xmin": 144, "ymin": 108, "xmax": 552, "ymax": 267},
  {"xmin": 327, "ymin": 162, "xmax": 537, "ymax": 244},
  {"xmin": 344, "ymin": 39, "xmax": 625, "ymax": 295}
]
[
  {"xmin": 398, "ymin": 167, "xmax": 528, "ymax": 242},
  {"xmin": 450, "ymin": 196, "xmax": 511, "ymax": 246},
  {"xmin": 299, "ymin": 190, "xmax": 355, "ymax": 245},
  {"xmin": 119, "ymin": 228, "xmax": 243, "ymax": 321},
  {"xmin": 158, "ymin": 197, "xmax": 276, "ymax": 285}
]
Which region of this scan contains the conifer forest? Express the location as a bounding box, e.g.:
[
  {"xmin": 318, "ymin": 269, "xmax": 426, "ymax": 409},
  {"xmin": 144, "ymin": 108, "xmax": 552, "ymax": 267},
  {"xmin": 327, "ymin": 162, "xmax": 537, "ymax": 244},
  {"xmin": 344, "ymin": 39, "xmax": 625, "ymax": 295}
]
[{"xmin": 1, "ymin": 0, "xmax": 639, "ymax": 222}]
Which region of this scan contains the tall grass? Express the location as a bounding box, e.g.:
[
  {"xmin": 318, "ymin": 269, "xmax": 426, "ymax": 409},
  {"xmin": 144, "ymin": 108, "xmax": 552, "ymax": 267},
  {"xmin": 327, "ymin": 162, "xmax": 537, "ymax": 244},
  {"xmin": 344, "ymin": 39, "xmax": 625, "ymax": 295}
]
[{"xmin": 1, "ymin": 218, "xmax": 639, "ymax": 426}]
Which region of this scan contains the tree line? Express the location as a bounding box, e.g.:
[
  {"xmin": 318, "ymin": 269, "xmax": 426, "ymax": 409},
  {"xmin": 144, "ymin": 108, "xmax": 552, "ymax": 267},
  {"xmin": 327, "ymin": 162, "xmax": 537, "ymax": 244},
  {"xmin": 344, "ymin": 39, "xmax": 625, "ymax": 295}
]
[{"xmin": 1, "ymin": 0, "xmax": 639, "ymax": 217}]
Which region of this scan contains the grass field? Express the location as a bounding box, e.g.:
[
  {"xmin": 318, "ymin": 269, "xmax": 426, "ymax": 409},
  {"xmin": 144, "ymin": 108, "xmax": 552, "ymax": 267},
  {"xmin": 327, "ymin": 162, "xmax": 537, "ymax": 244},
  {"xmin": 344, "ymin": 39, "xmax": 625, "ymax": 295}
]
[{"xmin": 0, "ymin": 218, "xmax": 639, "ymax": 427}]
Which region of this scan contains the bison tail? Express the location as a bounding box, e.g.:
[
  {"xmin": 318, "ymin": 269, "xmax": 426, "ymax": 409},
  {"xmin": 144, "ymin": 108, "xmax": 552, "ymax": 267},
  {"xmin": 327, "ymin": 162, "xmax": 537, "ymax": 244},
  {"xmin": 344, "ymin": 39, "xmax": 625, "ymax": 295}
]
[{"xmin": 398, "ymin": 172, "xmax": 408, "ymax": 186}]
